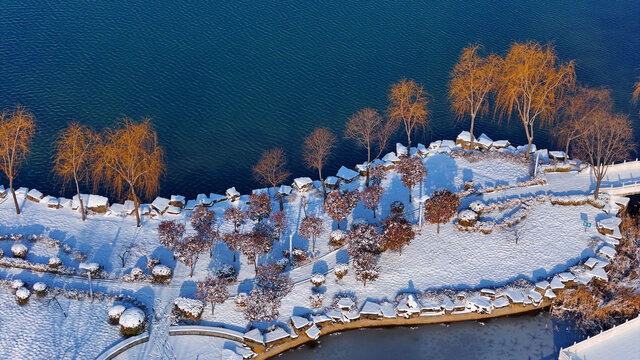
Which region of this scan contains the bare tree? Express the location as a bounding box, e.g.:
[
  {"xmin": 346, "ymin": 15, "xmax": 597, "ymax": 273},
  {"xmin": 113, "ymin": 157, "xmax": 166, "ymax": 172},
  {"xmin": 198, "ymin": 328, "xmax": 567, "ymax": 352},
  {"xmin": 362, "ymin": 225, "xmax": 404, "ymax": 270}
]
[
  {"xmin": 269, "ymin": 210, "xmax": 288, "ymax": 240},
  {"xmin": 573, "ymin": 110, "xmax": 635, "ymax": 199},
  {"xmin": 448, "ymin": 44, "xmax": 500, "ymax": 153},
  {"xmin": 362, "ymin": 185, "xmax": 384, "ymax": 218},
  {"xmin": 174, "ymin": 235, "xmax": 207, "ymax": 277},
  {"xmin": 93, "ymin": 117, "xmax": 165, "ymax": 227},
  {"xmin": 345, "ymin": 108, "xmax": 394, "ymax": 186},
  {"xmin": 247, "ymin": 192, "xmax": 272, "ymax": 222},
  {"xmin": 190, "ymin": 207, "xmax": 219, "ymax": 258},
  {"xmin": 388, "ymin": 78, "xmax": 429, "ymax": 149},
  {"xmin": 240, "ymin": 223, "xmax": 275, "ymax": 273},
  {"xmin": 299, "ymin": 215, "xmax": 323, "ymax": 253},
  {"xmin": 554, "ymin": 86, "xmax": 613, "ymax": 163},
  {"xmin": 253, "ymin": 148, "xmax": 290, "ymax": 211},
  {"xmin": 222, "ymin": 232, "xmax": 243, "ymax": 263},
  {"xmin": 196, "ymin": 276, "xmax": 229, "ymax": 315},
  {"xmin": 158, "ymin": 220, "xmax": 185, "ymax": 259},
  {"xmin": 323, "ymin": 189, "xmax": 360, "ymax": 230},
  {"xmin": 0, "ymin": 106, "xmax": 36, "ymax": 215},
  {"xmin": 303, "ymin": 127, "xmax": 336, "ymax": 200},
  {"xmin": 495, "ymin": 41, "xmax": 575, "ymax": 158},
  {"xmin": 423, "ymin": 189, "xmax": 460, "ymax": 233},
  {"xmin": 353, "ymin": 251, "xmax": 380, "ymax": 287},
  {"xmin": 224, "ymin": 206, "xmax": 247, "ymax": 233},
  {"xmin": 53, "ymin": 123, "xmax": 96, "ymax": 221},
  {"xmin": 117, "ymin": 243, "xmax": 142, "ymax": 268},
  {"xmin": 396, "ymin": 155, "xmax": 427, "ymax": 203}
]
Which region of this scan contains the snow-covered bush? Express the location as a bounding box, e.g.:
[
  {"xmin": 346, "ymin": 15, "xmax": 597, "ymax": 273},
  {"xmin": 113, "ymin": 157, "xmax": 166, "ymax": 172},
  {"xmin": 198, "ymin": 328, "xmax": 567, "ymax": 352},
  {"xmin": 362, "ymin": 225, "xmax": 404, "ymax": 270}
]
[
  {"xmin": 457, "ymin": 210, "xmax": 478, "ymax": 226},
  {"xmin": 131, "ymin": 267, "xmax": 143, "ymax": 278},
  {"xmin": 463, "ymin": 180, "xmax": 474, "ymax": 190},
  {"xmin": 16, "ymin": 287, "xmax": 31, "ymax": 304},
  {"xmin": 122, "ymin": 267, "xmax": 148, "ymax": 282},
  {"xmin": 43, "ymin": 237, "xmax": 61, "ymax": 248},
  {"xmin": 11, "ymin": 279, "xmax": 24, "ymax": 290},
  {"xmin": 73, "ymin": 251, "xmax": 87, "ymax": 263},
  {"xmin": 28, "ymin": 234, "xmax": 39, "ymax": 242},
  {"xmin": 62, "ymin": 244, "xmax": 72, "ymax": 254},
  {"xmin": 216, "ymin": 264, "xmax": 237, "ymax": 282},
  {"xmin": 282, "ymin": 247, "xmax": 310, "ymax": 266},
  {"xmin": 11, "ymin": 244, "xmax": 28, "ymax": 258},
  {"xmin": 351, "ymin": 218, "xmax": 369, "ymax": 230},
  {"xmin": 33, "ymin": 282, "xmax": 47, "ymax": 297},
  {"xmin": 79, "ymin": 262, "xmax": 100, "ymax": 276},
  {"xmin": 469, "ymin": 201, "xmax": 485, "ymax": 213},
  {"xmin": 334, "ymin": 264, "xmax": 348, "ymax": 279},
  {"xmin": 276, "ymin": 258, "xmax": 290, "ymax": 270},
  {"xmin": 234, "ymin": 292, "xmax": 248, "ymax": 308},
  {"xmin": 329, "ymin": 230, "xmax": 347, "ymax": 248},
  {"xmin": 108, "ymin": 305, "xmax": 126, "ymax": 324},
  {"xmin": 119, "ymin": 307, "xmax": 146, "ymax": 335},
  {"xmin": 310, "ymin": 274, "xmax": 325, "ymax": 287},
  {"xmin": 145, "ymin": 257, "xmax": 160, "ymax": 271},
  {"xmin": 48, "ymin": 257, "xmax": 62, "ymax": 268},
  {"xmin": 309, "ymin": 293, "xmax": 324, "ymax": 309},
  {"xmin": 478, "ymin": 221, "xmax": 495, "ymax": 234},
  {"xmin": 390, "ymin": 200, "xmax": 404, "ymax": 215},
  {"xmin": 174, "ymin": 297, "xmax": 204, "ymax": 320},
  {"xmin": 151, "ymin": 265, "xmax": 172, "ymax": 283}
]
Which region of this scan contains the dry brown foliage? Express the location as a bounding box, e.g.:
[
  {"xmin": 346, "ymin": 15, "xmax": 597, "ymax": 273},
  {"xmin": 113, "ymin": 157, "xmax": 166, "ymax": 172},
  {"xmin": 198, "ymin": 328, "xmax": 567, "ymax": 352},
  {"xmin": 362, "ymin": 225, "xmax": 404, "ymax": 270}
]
[
  {"xmin": 0, "ymin": 105, "xmax": 36, "ymax": 214},
  {"xmin": 633, "ymin": 79, "xmax": 640, "ymax": 104},
  {"xmin": 423, "ymin": 189, "xmax": 460, "ymax": 233},
  {"xmin": 92, "ymin": 117, "xmax": 165, "ymax": 227},
  {"xmin": 253, "ymin": 148, "xmax": 290, "ymax": 211},
  {"xmin": 448, "ymin": 44, "xmax": 501, "ymax": 153},
  {"xmin": 388, "ymin": 78, "xmax": 429, "ymax": 149},
  {"xmin": 495, "ymin": 41, "xmax": 575, "ymax": 158},
  {"xmin": 554, "ymin": 86, "xmax": 613, "ymax": 163},
  {"xmin": 573, "ymin": 110, "xmax": 635, "ymax": 198},
  {"xmin": 53, "ymin": 123, "xmax": 97, "ymax": 221},
  {"xmin": 303, "ymin": 127, "xmax": 336, "ymax": 199},
  {"xmin": 345, "ymin": 108, "xmax": 394, "ymax": 186}
]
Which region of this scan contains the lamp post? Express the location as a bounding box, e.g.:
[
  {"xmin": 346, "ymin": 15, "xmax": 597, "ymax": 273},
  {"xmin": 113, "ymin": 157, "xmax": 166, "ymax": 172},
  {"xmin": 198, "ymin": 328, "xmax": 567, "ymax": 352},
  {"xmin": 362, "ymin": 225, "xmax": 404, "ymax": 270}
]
[{"xmin": 289, "ymin": 233, "xmax": 293, "ymax": 265}]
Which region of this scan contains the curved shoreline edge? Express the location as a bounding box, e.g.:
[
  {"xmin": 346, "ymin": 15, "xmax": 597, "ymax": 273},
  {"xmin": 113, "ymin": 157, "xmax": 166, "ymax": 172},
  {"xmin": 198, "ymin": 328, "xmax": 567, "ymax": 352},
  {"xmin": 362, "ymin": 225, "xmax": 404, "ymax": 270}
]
[{"xmin": 253, "ymin": 300, "xmax": 551, "ymax": 359}]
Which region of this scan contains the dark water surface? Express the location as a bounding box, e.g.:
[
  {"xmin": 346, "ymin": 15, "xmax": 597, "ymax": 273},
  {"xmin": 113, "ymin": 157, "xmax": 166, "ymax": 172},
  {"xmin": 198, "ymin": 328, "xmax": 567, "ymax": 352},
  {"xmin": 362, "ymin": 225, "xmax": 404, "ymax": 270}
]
[
  {"xmin": 1, "ymin": 1, "xmax": 639, "ymax": 199},
  {"xmin": 280, "ymin": 312, "xmax": 584, "ymax": 360}
]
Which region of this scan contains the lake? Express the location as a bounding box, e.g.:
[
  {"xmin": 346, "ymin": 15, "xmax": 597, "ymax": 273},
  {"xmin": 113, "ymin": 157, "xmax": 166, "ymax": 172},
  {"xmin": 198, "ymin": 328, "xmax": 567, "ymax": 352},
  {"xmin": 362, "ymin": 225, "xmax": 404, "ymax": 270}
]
[{"xmin": 1, "ymin": 1, "xmax": 639, "ymax": 200}]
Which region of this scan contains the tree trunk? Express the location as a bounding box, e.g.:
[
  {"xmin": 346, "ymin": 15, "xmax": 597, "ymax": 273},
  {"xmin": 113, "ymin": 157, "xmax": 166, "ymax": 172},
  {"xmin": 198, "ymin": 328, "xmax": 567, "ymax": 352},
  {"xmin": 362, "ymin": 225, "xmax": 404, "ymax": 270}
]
[
  {"xmin": 131, "ymin": 187, "xmax": 141, "ymax": 227},
  {"xmin": 312, "ymin": 236, "xmax": 315, "ymax": 253},
  {"xmin": 211, "ymin": 302, "xmax": 215, "ymax": 315},
  {"xmin": 373, "ymin": 207, "xmax": 376, "ymax": 219},
  {"xmin": 190, "ymin": 263, "xmax": 194, "ymax": 277},
  {"xmin": 254, "ymin": 261, "xmax": 257, "ymax": 274},
  {"xmin": 273, "ymin": 185, "xmax": 284, "ymax": 211},
  {"xmin": 10, "ymin": 180, "xmax": 20, "ymax": 215},
  {"xmin": 399, "ymin": 246, "xmax": 402, "ymax": 256},
  {"xmin": 336, "ymin": 220, "xmax": 340, "ymax": 230},
  {"xmin": 408, "ymin": 185, "xmax": 412, "ymax": 203},
  {"xmin": 319, "ymin": 168, "xmax": 326, "ymax": 201},
  {"xmin": 407, "ymin": 131, "xmax": 412, "ymax": 151},
  {"xmin": 437, "ymin": 222, "xmax": 440, "ymax": 234},
  {"xmin": 75, "ymin": 178, "xmax": 86, "ymax": 221},
  {"xmin": 524, "ymin": 123, "xmax": 534, "ymax": 160},
  {"xmin": 564, "ymin": 141, "xmax": 570, "ymax": 165},
  {"xmin": 469, "ymin": 115, "xmax": 476, "ymax": 154},
  {"xmin": 595, "ymin": 176, "xmax": 602, "ymax": 200},
  {"xmin": 366, "ymin": 147, "xmax": 371, "ymax": 187}
]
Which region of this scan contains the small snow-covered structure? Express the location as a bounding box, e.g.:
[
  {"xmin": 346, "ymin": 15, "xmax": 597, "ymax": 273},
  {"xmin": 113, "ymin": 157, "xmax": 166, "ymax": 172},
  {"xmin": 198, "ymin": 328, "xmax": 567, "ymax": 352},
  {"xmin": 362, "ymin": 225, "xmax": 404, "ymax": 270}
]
[
  {"xmin": 305, "ymin": 324, "xmax": 321, "ymax": 340},
  {"xmin": 456, "ymin": 131, "xmax": 472, "ymax": 149},
  {"xmin": 535, "ymin": 280, "xmax": 550, "ymax": 291},
  {"xmin": 329, "ymin": 230, "xmax": 346, "ymax": 248},
  {"xmin": 108, "ymin": 305, "xmax": 127, "ymax": 324},
  {"xmin": 264, "ymin": 327, "xmax": 290, "ymax": 348},
  {"xmin": 169, "ymin": 195, "xmax": 186, "ymax": 208},
  {"xmin": 491, "ymin": 140, "xmax": 510, "ymax": 149},
  {"xmin": 225, "ymin": 187, "xmax": 240, "ymax": 202},
  {"xmin": 550, "ymin": 275, "xmax": 565, "ymax": 290},
  {"xmin": 544, "ymin": 289, "xmax": 556, "ymax": 299},
  {"xmin": 119, "ymin": 307, "xmax": 146, "ymax": 335},
  {"xmin": 26, "ymin": 189, "xmax": 44, "ymax": 203},
  {"xmin": 277, "ymin": 185, "xmax": 293, "ymax": 196},
  {"xmin": 209, "ymin": 193, "xmax": 227, "ymax": 204},
  {"xmin": 382, "ymin": 152, "xmax": 400, "ymax": 164},
  {"xmin": 480, "ymin": 288, "xmax": 496, "ymax": 299},
  {"xmin": 293, "ymin": 177, "xmax": 314, "ymax": 192},
  {"xmin": 311, "ymin": 313, "xmax": 332, "ymax": 326},
  {"xmin": 324, "ymin": 176, "xmax": 339, "ymax": 190},
  {"xmin": 11, "ymin": 243, "xmax": 28, "ymax": 258},
  {"xmin": 492, "ymin": 297, "xmax": 510, "ymax": 308},
  {"xmin": 165, "ymin": 205, "xmax": 181, "ymax": 215},
  {"xmin": 243, "ymin": 328, "xmax": 264, "ymax": 351},
  {"xmin": 16, "ymin": 287, "xmax": 31, "ymax": 304},
  {"xmin": 548, "ymin": 151, "xmax": 566, "ymax": 160},
  {"xmin": 336, "ymin": 166, "xmax": 359, "ymax": 183},
  {"xmin": 174, "ymin": 297, "xmax": 204, "ymax": 320},
  {"xmin": 46, "ymin": 196, "xmax": 60, "ymax": 209},
  {"xmin": 396, "ymin": 294, "xmax": 421, "ymax": 317},
  {"xmin": 59, "ymin": 197, "xmax": 72, "ymax": 208},
  {"xmin": 429, "ymin": 140, "xmax": 442, "ymax": 149},
  {"xmin": 290, "ymin": 316, "xmax": 311, "ymax": 331},
  {"xmin": 151, "ymin": 197, "xmax": 170, "ymax": 214},
  {"xmin": 457, "ymin": 210, "xmax": 478, "ymax": 226},
  {"xmin": 476, "ymin": 134, "xmax": 493, "ymax": 149},
  {"xmin": 79, "ymin": 262, "xmax": 101, "ymax": 275},
  {"xmin": 336, "ymin": 297, "xmax": 355, "ymax": 311},
  {"xmin": 466, "ymin": 296, "xmax": 493, "ymax": 314},
  {"xmin": 597, "ymin": 245, "xmax": 616, "ymax": 260},
  {"xmin": 360, "ymin": 301, "xmax": 382, "ymax": 319},
  {"xmin": 152, "ymin": 264, "xmax": 172, "ymax": 282},
  {"xmin": 87, "ymin": 195, "xmax": 109, "ymax": 213},
  {"xmin": 559, "ymin": 314, "xmax": 640, "ymax": 360},
  {"xmin": 504, "ymin": 290, "xmax": 525, "ymax": 305},
  {"xmin": 396, "ymin": 143, "xmax": 408, "ymax": 156}
]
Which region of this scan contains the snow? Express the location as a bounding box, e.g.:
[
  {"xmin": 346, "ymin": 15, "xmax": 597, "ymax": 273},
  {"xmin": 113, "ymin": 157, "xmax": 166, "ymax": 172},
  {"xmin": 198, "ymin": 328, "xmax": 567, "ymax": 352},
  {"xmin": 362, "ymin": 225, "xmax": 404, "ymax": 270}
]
[
  {"xmin": 243, "ymin": 328, "xmax": 263, "ymax": 344},
  {"xmin": 548, "ymin": 151, "xmax": 566, "ymax": 159},
  {"xmin": 152, "ymin": 265, "xmax": 171, "ymax": 277},
  {"xmin": 26, "ymin": 189, "xmax": 43, "ymax": 201},
  {"xmin": 457, "ymin": 209, "xmax": 478, "ymax": 222},
  {"xmin": 527, "ymin": 290, "xmax": 543, "ymax": 304},
  {"xmin": 560, "ymin": 315, "xmax": 640, "ymax": 360},
  {"xmin": 170, "ymin": 194, "xmax": 185, "ymax": 205},
  {"xmin": 456, "ymin": 131, "xmax": 471, "ymax": 143},
  {"xmin": 360, "ymin": 301, "xmax": 382, "ymax": 315},
  {"xmin": 586, "ymin": 266, "xmax": 608, "ymax": 281},
  {"xmin": 209, "ymin": 193, "xmax": 227, "ymax": 203},
  {"xmin": 293, "ymin": 177, "xmax": 314, "ymax": 191},
  {"xmin": 382, "ymin": 152, "xmax": 400, "ymax": 163},
  {"xmin": 174, "ymin": 297, "xmax": 204, "ymax": 319},
  {"xmin": 544, "ymin": 289, "xmax": 556, "ymax": 299},
  {"xmin": 87, "ymin": 195, "xmax": 109, "ymax": 208},
  {"xmin": 325, "ymin": 176, "xmax": 339, "ymax": 187},
  {"xmin": 290, "ymin": 316, "xmax": 310, "ymax": 330},
  {"xmin": 11, "ymin": 243, "xmax": 28, "ymax": 257},
  {"xmin": 477, "ymin": 134, "xmax": 493, "ymax": 148},
  {"xmin": 550, "ymin": 276, "xmax": 565, "ymax": 290},
  {"xmin": 311, "ymin": 313, "xmax": 332, "ymax": 324},
  {"xmin": 151, "ymin": 197, "xmax": 170, "ymax": 213},
  {"xmin": 492, "ymin": 297, "xmax": 510, "ymax": 308},
  {"xmin": 336, "ymin": 297, "xmax": 355, "ymax": 310},
  {"xmin": 305, "ymin": 324, "xmax": 321, "ymax": 340},
  {"xmin": 264, "ymin": 327, "xmax": 289, "ymax": 343},
  {"xmin": 336, "ymin": 166, "xmax": 359, "ymax": 182},
  {"xmin": 467, "ymin": 296, "xmax": 492, "ymax": 313},
  {"xmin": 396, "ymin": 143, "xmax": 408, "ymax": 156},
  {"xmin": 33, "ymin": 282, "xmax": 47, "ymax": 292},
  {"xmin": 584, "ymin": 257, "xmax": 599, "ymax": 269},
  {"xmin": 119, "ymin": 307, "xmax": 145, "ymax": 329},
  {"xmin": 109, "ymin": 305, "xmax": 127, "ymax": 320},
  {"xmin": 558, "ymin": 272, "xmax": 576, "ymax": 282},
  {"xmin": 16, "ymin": 287, "xmax": 31, "ymax": 300},
  {"xmin": 535, "ymin": 280, "xmax": 550, "ymax": 290},
  {"xmin": 504, "ymin": 290, "xmax": 525, "ymax": 304}
]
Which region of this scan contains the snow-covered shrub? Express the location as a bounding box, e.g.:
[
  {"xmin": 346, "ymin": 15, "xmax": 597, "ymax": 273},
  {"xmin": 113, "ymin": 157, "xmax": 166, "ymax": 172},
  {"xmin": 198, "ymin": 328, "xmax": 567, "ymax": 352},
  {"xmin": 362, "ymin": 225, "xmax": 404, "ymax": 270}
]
[
  {"xmin": 72, "ymin": 251, "xmax": 87, "ymax": 263},
  {"xmin": 79, "ymin": 262, "xmax": 101, "ymax": 276},
  {"xmin": 11, "ymin": 244, "xmax": 28, "ymax": 258},
  {"xmin": 122, "ymin": 267, "xmax": 148, "ymax": 282},
  {"xmin": 463, "ymin": 180, "xmax": 474, "ymax": 190},
  {"xmin": 33, "ymin": 282, "xmax": 47, "ymax": 297},
  {"xmin": 108, "ymin": 305, "xmax": 127, "ymax": 324},
  {"xmin": 62, "ymin": 244, "xmax": 72, "ymax": 254},
  {"xmin": 390, "ymin": 200, "xmax": 405, "ymax": 215},
  {"xmin": 276, "ymin": 258, "xmax": 290, "ymax": 270},
  {"xmin": 131, "ymin": 267, "xmax": 143, "ymax": 278},
  {"xmin": 216, "ymin": 264, "xmax": 237, "ymax": 282},
  {"xmin": 10, "ymin": 234, "xmax": 23, "ymax": 241},
  {"xmin": 11, "ymin": 279, "xmax": 24, "ymax": 290},
  {"xmin": 174, "ymin": 297, "xmax": 204, "ymax": 320},
  {"xmin": 329, "ymin": 229, "xmax": 347, "ymax": 248},
  {"xmin": 43, "ymin": 237, "xmax": 60, "ymax": 248},
  {"xmin": 351, "ymin": 218, "xmax": 369, "ymax": 230},
  {"xmin": 309, "ymin": 293, "xmax": 324, "ymax": 309},
  {"xmin": 282, "ymin": 247, "xmax": 310, "ymax": 266},
  {"xmin": 234, "ymin": 292, "xmax": 248, "ymax": 308},
  {"xmin": 550, "ymin": 195, "xmax": 588, "ymax": 206},
  {"xmin": 469, "ymin": 201, "xmax": 485, "ymax": 213},
  {"xmin": 310, "ymin": 274, "xmax": 325, "ymax": 287},
  {"xmin": 478, "ymin": 221, "xmax": 495, "ymax": 234},
  {"xmin": 457, "ymin": 210, "xmax": 478, "ymax": 226},
  {"xmin": 151, "ymin": 265, "xmax": 171, "ymax": 283},
  {"xmin": 48, "ymin": 257, "xmax": 62, "ymax": 268},
  {"xmin": 334, "ymin": 264, "xmax": 349, "ymax": 279},
  {"xmin": 16, "ymin": 287, "xmax": 31, "ymax": 305},
  {"xmin": 119, "ymin": 307, "xmax": 146, "ymax": 335},
  {"xmin": 588, "ymin": 196, "xmax": 607, "ymax": 209},
  {"xmin": 145, "ymin": 257, "xmax": 160, "ymax": 271}
]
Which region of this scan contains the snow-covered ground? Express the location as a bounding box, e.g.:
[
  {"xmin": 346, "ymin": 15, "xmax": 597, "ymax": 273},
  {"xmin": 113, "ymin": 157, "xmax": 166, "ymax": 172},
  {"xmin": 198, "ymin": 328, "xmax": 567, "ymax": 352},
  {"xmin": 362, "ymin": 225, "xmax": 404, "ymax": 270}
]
[{"xmin": 0, "ymin": 143, "xmax": 633, "ymax": 359}]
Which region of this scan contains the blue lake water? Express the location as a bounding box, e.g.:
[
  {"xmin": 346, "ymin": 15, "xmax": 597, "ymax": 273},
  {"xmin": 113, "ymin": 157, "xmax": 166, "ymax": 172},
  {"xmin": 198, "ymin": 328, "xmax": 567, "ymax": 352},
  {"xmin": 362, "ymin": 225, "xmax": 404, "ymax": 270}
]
[{"xmin": 1, "ymin": 1, "xmax": 639, "ymax": 200}]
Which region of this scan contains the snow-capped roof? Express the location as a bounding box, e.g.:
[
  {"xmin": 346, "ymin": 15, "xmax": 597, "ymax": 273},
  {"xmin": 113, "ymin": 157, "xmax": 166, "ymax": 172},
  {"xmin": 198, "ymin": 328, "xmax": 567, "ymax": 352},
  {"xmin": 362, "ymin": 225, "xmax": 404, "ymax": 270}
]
[
  {"xmin": 47, "ymin": 197, "xmax": 59, "ymax": 207},
  {"xmin": 264, "ymin": 327, "xmax": 290, "ymax": 343},
  {"xmin": 584, "ymin": 257, "xmax": 599, "ymax": 269},
  {"xmin": 325, "ymin": 176, "xmax": 339, "ymax": 186},
  {"xmin": 336, "ymin": 297, "xmax": 355, "ymax": 310},
  {"xmin": 27, "ymin": 189, "xmax": 43, "ymax": 201},
  {"xmin": 504, "ymin": 290, "xmax": 525, "ymax": 303},
  {"xmin": 441, "ymin": 297, "xmax": 455, "ymax": 311},
  {"xmin": 291, "ymin": 316, "xmax": 310, "ymax": 329},
  {"xmin": 397, "ymin": 294, "xmax": 421, "ymax": 314},
  {"xmin": 336, "ymin": 166, "xmax": 359, "ymax": 181},
  {"xmin": 170, "ymin": 195, "xmax": 185, "ymax": 204},
  {"xmin": 441, "ymin": 140, "xmax": 455, "ymax": 148},
  {"xmin": 87, "ymin": 195, "xmax": 108, "ymax": 208},
  {"xmin": 396, "ymin": 143, "xmax": 408, "ymax": 156},
  {"xmin": 59, "ymin": 197, "xmax": 72, "ymax": 208},
  {"xmin": 544, "ymin": 288, "xmax": 556, "ymax": 299},
  {"xmin": 325, "ymin": 309, "xmax": 343, "ymax": 322},
  {"xmin": 151, "ymin": 197, "xmax": 170, "ymax": 213},
  {"xmin": 527, "ymin": 290, "xmax": 543, "ymax": 303},
  {"xmin": 278, "ymin": 185, "xmax": 292, "ymax": 195},
  {"xmin": 380, "ymin": 302, "xmax": 396, "ymax": 318},
  {"xmin": 382, "ymin": 152, "xmax": 400, "ymax": 163},
  {"xmin": 243, "ymin": 328, "xmax": 263, "ymax": 344},
  {"xmin": 311, "ymin": 313, "xmax": 332, "ymax": 324},
  {"xmin": 293, "ymin": 177, "xmax": 314, "ymax": 190},
  {"xmin": 477, "ymin": 133, "xmax": 493, "ymax": 148},
  {"xmin": 429, "ymin": 140, "xmax": 442, "ymax": 149},
  {"xmin": 534, "ymin": 280, "xmax": 550, "ymax": 290},
  {"xmin": 492, "ymin": 297, "xmax": 510, "ymax": 308},
  {"xmin": 226, "ymin": 187, "xmax": 240, "ymax": 198},
  {"xmin": 344, "ymin": 310, "xmax": 360, "ymax": 321},
  {"xmin": 559, "ymin": 314, "xmax": 640, "ymax": 360},
  {"xmin": 360, "ymin": 301, "xmax": 382, "ymax": 315},
  {"xmin": 195, "ymin": 193, "xmax": 211, "ymax": 205},
  {"xmin": 550, "ymin": 276, "xmax": 565, "ymax": 290},
  {"xmin": 417, "ymin": 143, "xmax": 428, "ymax": 155},
  {"xmin": 548, "ymin": 151, "xmax": 566, "ymax": 159},
  {"xmin": 305, "ymin": 324, "xmax": 321, "ymax": 340},
  {"xmin": 15, "ymin": 187, "xmax": 28, "ymax": 197},
  {"xmin": 558, "ymin": 272, "xmax": 576, "ymax": 282},
  {"xmin": 586, "ymin": 266, "xmax": 608, "ymax": 282},
  {"xmin": 457, "ymin": 131, "xmax": 471, "ymax": 142},
  {"xmin": 480, "ymin": 288, "xmax": 496, "ymax": 295},
  {"xmin": 467, "ymin": 296, "xmax": 492, "ymax": 312},
  {"xmin": 597, "ymin": 245, "xmax": 616, "ymax": 260}
]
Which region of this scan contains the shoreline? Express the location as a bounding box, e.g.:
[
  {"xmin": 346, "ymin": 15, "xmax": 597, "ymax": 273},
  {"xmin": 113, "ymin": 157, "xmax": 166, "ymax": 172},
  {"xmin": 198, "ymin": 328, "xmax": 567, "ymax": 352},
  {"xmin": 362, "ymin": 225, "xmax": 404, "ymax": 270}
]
[{"xmin": 254, "ymin": 300, "xmax": 551, "ymax": 359}]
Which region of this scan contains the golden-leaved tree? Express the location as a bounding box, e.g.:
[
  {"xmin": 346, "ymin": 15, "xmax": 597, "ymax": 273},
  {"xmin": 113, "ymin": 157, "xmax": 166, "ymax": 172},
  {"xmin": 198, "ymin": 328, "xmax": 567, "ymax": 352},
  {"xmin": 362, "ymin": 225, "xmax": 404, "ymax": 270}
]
[
  {"xmin": 495, "ymin": 41, "xmax": 575, "ymax": 158},
  {"xmin": 448, "ymin": 44, "xmax": 500, "ymax": 153},
  {"xmin": 388, "ymin": 78, "xmax": 429, "ymax": 149},
  {"xmin": 0, "ymin": 105, "xmax": 36, "ymax": 215},
  {"xmin": 53, "ymin": 122, "xmax": 96, "ymax": 221},
  {"xmin": 93, "ymin": 117, "xmax": 165, "ymax": 227}
]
